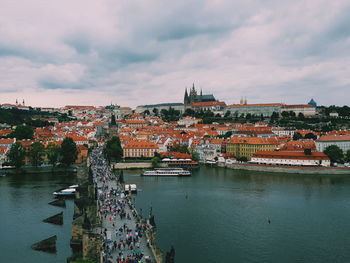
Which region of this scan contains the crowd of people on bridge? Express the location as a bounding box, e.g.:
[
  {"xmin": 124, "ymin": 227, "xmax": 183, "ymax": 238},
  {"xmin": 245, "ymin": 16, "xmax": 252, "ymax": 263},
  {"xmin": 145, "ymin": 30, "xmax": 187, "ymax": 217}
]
[{"xmin": 90, "ymin": 148, "xmax": 153, "ymax": 263}]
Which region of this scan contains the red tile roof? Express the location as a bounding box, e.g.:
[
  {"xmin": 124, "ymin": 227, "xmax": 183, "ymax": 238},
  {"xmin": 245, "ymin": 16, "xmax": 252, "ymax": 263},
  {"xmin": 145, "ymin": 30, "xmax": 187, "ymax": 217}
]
[
  {"xmin": 228, "ymin": 136, "xmax": 279, "ymax": 145},
  {"xmin": 283, "ymin": 104, "xmax": 314, "ymax": 108},
  {"xmin": 228, "ymin": 103, "xmax": 284, "ymax": 108},
  {"xmin": 124, "ymin": 140, "xmax": 158, "ymax": 149},
  {"xmin": 0, "ymin": 138, "xmax": 15, "ymax": 144},
  {"xmin": 317, "ymin": 135, "xmax": 350, "ymax": 142},
  {"xmin": 190, "ymin": 101, "xmax": 226, "ymax": 107}
]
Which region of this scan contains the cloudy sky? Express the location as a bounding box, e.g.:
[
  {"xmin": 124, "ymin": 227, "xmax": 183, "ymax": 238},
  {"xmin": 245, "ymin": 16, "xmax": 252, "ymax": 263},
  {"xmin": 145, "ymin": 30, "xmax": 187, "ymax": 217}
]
[{"xmin": 0, "ymin": 0, "xmax": 349, "ymax": 108}]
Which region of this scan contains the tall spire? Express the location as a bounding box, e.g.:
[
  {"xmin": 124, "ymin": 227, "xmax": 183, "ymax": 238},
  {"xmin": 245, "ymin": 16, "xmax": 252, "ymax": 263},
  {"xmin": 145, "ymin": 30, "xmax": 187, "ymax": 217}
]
[
  {"xmin": 184, "ymin": 88, "xmax": 189, "ymax": 105},
  {"xmin": 16, "ymin": 98, "xmax": 18, "ymax": 105}
]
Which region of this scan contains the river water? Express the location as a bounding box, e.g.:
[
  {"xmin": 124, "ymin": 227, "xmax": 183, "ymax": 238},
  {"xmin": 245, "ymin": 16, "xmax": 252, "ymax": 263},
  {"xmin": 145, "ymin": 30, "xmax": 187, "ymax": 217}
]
[
  {"xmin": 0, "ymin": 172, "xmax": 75, "ymax": 263},
  {"xmin": 124, "ymin": 166, "xmax": 350, "ymax": 263},
  {"xmin": 2, "ymin": 167, "xmax": 350, "ymax": 263}
]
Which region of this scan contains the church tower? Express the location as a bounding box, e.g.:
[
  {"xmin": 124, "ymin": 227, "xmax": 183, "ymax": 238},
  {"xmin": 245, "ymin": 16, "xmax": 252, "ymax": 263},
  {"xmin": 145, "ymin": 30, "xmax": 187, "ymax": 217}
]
[
  {"xmin": 189, "ymin": 83, "xmax": 198, "ymax": 104},
  {"xmin": 184, "ymin": 88, "xmax": 189, "ymax": 105}
]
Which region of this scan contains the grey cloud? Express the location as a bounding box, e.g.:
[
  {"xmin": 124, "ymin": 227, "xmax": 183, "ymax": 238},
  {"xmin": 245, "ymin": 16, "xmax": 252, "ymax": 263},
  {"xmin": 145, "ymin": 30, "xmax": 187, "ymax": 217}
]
[
  {"xmin": 39, "ymin": 79, "xmax": 91, "ymax": 91},
  {"xmin": 157, "ymin": 24, "xmax": 232, "ymax": 41},
  {"xmin": 64, "ymin": 34, "xmax": 92, "ymax": 54}
]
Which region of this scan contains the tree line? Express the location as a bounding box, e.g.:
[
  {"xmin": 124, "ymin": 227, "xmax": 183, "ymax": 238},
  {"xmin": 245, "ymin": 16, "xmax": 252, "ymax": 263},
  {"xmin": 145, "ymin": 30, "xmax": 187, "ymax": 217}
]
[
  {"xmin": 323, "ymin": 145, "xmax": 350, "ymax": 164},
  {"xmin": 6, "ymin": 137, "xmax": 78, "ymax": 169}
]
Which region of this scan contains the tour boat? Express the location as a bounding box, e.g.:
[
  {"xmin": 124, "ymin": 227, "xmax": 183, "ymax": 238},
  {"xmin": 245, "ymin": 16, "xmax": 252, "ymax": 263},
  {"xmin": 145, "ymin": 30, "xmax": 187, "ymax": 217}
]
[{"xmin": 141, "ymin": 168, "xmax": 191, "ymax": 177}]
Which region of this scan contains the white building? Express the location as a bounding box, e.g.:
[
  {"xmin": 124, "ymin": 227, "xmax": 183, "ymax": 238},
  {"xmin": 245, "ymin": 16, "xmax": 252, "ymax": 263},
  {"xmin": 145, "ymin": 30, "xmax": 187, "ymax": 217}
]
[
  {"xmin": 316, "ymin": 135, "xmax": 350, "ymax": 153},
  {"xmin": 227, "ymin": 103, "xmax": 283, "ymax": 117},
  {"xmin": 194, "ymin": 144, "xmax": 217, "ymax": 162},
  {"xmin": 272, "ymin": 127, "xmax": 296, "ymax": 137},
  {"xmin": 250, "ymin": 151, "xmax": 330, "ymax": 167},
  {"xmin": 177, "ymin": 117, "xmax": 201, "ymax": 127},
  {"xmin": 281, "ymin": 104, "xmax": 316, "ymax": 116},
  {"xmin": 135, "ymin": 103, "xmax": 184, "ymax": 114}
]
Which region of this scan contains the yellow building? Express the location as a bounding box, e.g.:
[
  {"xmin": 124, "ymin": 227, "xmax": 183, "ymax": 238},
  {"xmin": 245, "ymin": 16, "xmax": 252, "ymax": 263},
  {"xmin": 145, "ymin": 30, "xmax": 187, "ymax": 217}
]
[{"xmin": 226, "ymin": 137, "xmax": 279, "ymax": 160}]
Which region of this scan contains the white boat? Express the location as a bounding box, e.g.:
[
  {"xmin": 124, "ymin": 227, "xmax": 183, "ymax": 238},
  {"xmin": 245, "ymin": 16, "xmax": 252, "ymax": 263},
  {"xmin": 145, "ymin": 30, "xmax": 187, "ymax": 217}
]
[
  {"xmin": 124, "ymin": 184, "xmax": 137, "ymax": 194},
  {"xmin": 53, "ymin": 188, "xmax": 76, "ymax": 198},
  {"xmin": 142, "ymin": 168, "xmax": 191, "ymax": 177}
]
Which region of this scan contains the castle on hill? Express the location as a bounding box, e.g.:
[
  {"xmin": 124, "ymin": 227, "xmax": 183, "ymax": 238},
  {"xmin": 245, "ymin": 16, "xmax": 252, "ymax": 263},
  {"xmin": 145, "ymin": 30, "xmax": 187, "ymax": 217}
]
[{"xmin": 184, "ymin": 83, "xmax": 216, "ymax": 105}]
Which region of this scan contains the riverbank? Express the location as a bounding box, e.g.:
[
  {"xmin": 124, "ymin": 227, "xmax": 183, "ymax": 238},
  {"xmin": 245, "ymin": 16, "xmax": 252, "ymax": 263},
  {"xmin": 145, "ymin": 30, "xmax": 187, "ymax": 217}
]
[
  {"xmin": 112, "ymin": 162, "xmax": 152, "ymax": 170},
  {"xmin": 220, "ymin": 162, "xmax": 350, "ymax": 175}
]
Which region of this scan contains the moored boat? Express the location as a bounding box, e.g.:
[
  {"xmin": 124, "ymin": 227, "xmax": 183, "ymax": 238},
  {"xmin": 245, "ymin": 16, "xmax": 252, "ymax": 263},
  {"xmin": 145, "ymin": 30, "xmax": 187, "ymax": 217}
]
[
  {"xmin": 142, "ymin": 168, "xmax": 191, "ymax": 177},
  {"xmin": 53, "ymin": 185, "xmax": 78, "ymax": 198},
  {"xmin": 124, "ymin": 184, "xmax": 137, "ymax": 194},
  {"xmin": 53, "ymin": 188, "xmax": 76, "ymax": 198}
]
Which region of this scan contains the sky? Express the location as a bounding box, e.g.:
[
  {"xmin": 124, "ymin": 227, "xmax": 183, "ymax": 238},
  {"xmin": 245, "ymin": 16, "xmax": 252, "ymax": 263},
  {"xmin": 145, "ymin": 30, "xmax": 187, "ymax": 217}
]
[{"xmin": 0, "ymin": 0, "xmax": 349, "ymax": 108}]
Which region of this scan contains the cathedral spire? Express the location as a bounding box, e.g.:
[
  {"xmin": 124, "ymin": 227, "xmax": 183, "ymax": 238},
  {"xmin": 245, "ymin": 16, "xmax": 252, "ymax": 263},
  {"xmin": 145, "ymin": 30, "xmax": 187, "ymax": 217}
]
[{"xmin": 184, "ymin": 88, "xmax": 189, "ymax": 105}]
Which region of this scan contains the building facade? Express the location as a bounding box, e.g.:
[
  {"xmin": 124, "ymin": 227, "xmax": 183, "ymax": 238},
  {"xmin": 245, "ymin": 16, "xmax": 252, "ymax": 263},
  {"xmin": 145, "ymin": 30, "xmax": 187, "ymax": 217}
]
[
  {"xmin": 316, "ymin": 135, "xmax": 350, "ymax": 153},
  {"xmin": 123, "ymin": 140, "xmax": 159, "ymax": 158},
  {"xmin": 281, "ymin": 104, "xmax": 316, "ymax": 116},
  {"xmin": 227, "ymin": 103, "xmax": 283, "ymax": 117},
  {"xmin": 135, "ymin": 103, "xmax": 185, "ymax": 114},
  {"xmin": 251, "ymin": 151, "xmax": 330, "ymax": 167},
  {"xmin": 226, "ymin": 137, "xmax": 279, "ymax": 160}
]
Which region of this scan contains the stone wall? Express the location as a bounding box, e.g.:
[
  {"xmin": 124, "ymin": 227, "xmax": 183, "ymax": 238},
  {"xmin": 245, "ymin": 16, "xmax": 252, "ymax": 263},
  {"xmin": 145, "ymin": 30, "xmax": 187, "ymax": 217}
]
[
  {"xmin": 113, "ymin": 162, "xmax": 152, "ymax": 169},
  {"xmin": 69, "ymin": 165, "xmax": 102, "ymax": 263},
  {"xmin": 225, "ymin": 163, "xmax": 350, "ymax": 175}
]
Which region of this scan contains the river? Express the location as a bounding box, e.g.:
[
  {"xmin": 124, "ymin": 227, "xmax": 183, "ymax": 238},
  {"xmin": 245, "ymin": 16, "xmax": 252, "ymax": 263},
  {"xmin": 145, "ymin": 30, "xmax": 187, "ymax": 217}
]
[
  {"xmin": 0, "ymin": 172, "xmax": 76, "ymax": 263},
  {"xmin": 2, "ymin": 167, "xmax": 350, "ymax": 263},
  {"xmin": 124, "ymin": 166, "xmax": 350, "ymax": 263}
]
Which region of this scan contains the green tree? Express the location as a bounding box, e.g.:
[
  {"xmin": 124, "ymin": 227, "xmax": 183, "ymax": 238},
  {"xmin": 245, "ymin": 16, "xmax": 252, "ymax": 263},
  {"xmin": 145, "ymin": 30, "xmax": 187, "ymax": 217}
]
[
  {"xmin": 60, "ymin": 137, "xmax": 78, "ymax": 166},
  {"xmin": 170, "ymin": 144, "xmax": 189, "ymax": 154},
  {"xmin": 184, "ymin": 108, "xmax": 195, "ymax": 117},
  {"xmin": 7, "ymin": 142, "xmax": 26, "ymax": 169},
  {"xmin": 8, "ymin": 125, "xmax": 34, "ymax": 140},
  {"xmin": 237, "ymin": 156, "xmax": 248, "ymax": 162},
  {"xmin": 224, "ymin": 110, "xmax": 231, "ymax": 118},
  {"xmin": 152, "ymin": 108, "xmax": 159, "ymax": 116},
  {"xmin": 293, "ymin": 132, "xmax": 303, "ymax": 141},
  {"xmin": 298, "ymin": 112, "xmax": 305, "ymax": 120},
  {"xmin": 28, "ymin": 142, "xmax": 45, "ymax": 167},
  {"xmin": 46, "ymin": 143, "xmax": 60, "ymax": 166},
  {"xmin": 104, "ymin": 136, "xmax": 123, "ymax": 163},
  {"xmin": 281, "ymin": 111, "xmax": 290, "ymax": 118},
  {"xmin": 191, "ymin": 151, "xmax": 200, "ymax": 162},
  {"xmin": 324, "ymin": 145, "xmax": 344, "ymax": 163},
  {"xmin": 345, "ymin": 149, "xmax": 350, "ymax": 162},
  {"xmin": 270, "ymin": 112, "xmax": 279, "ymax": 123},
  {"xmin": 224, "ymin": 131, "xmax": 233, "ymax": 139},
  {"xmin": 151, "ymin": 156, "xmax": 160, "ymax": 168},
  {"xmin": 304, "ymin": 132, "xmax": 317, "ymax": 140}
]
